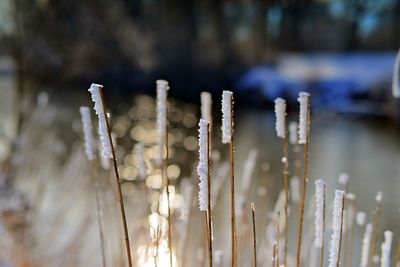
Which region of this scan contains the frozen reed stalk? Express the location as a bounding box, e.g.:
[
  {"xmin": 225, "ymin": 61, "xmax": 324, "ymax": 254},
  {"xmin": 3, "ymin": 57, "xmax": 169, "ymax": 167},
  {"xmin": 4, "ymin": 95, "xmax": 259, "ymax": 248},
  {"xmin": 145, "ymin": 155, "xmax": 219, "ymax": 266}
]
[
  {"xmin": 134, "ymin": 143, "xmax": 147, "ymax": 180},
  {"xmin": 88, "ymin": 84, "xmax": 112, "ymax": 159},
  {"xmin": 357, "ymin": 212, "xmax": 366, "ymax": 226},
  {"xmin": 221, "ymin": 90, "xmax": 233, "ymax": 144},
  {"xmin": 79, "ymin": 106, "xmax": 95, "ymax": 161},
  {"xmin": 297, "ymin": 92, "xmax": 310, "ymax": 144},
  {"xmin": 380, "ymin": 231, "xmax": 393, "ymax": 267},
  {"xmin": 289, "ymin": 121, "xmax": 298, "ymax": 145},
  {"xmin": 80, "ymin": 105, "xmax": 106, "ymax": 267},
  {"xmin": 275, "ymin": 97, "xmax": 289, "ymax": 266},
  {"xmin": 197, "ymin": 119, "xmax": 209, "ymax": 211},
  {"xmin": 296, "ymin": 91, "xmax": 311, "ymax": 267},
  {"xmin": 393, "ymin": 49, "xmax": 400, "ymax": 98},
  {"xmin": 198, "ymin": 119, "xmax": 213, "ymax": 267},
  {"xmin": 328, "ymin": 190, "xmax": 345, "ymax": 267},
  {"xmin": 251, "ymin": 203, "xmax": 257, "ymax": 267},
  {"xmin": 88, "ymin": 83, "xmax": 133, "ymax": 267},
  {"xmin": 156, "ymin": 79, "xmax": 168, "ymax": 165},
  {"xmin": 201, "ymin": 92, "xmax": 213, "ymax": 124},
  {"xmin": 221, "ymin": 90, "xmax": 237, "ymax": 267},
  {"xmin": 361, "ymin": 223, "xmax": 373, "ymax": 267},
  {"xmin": 274, "ymin": 98, "xmax": 286, "ymax": 138},
  {"xmin": 314, "ymin": 180, "xmax": 325, "ymax": 248}
]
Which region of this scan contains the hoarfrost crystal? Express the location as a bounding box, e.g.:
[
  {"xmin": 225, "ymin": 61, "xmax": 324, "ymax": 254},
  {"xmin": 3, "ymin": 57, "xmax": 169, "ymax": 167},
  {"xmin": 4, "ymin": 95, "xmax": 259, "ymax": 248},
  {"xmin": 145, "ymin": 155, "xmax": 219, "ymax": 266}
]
[
  {"xmin": 197, "ymin": 119, "xmax": 209, "ymax": 211},
  {"xmin": 88, "ymin": 83, "xmax": 113, "ymax": 158},
  {"xmin": 221, "ymin": 91, "xmax": 233, "ymax": 144}
]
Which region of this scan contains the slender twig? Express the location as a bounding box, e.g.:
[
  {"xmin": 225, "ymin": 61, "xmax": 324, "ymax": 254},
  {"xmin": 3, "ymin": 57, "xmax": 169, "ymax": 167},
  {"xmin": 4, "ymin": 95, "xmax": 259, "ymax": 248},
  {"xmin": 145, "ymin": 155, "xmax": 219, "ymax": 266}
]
[
  {"xmin": 319, "ymin": 184, "xmax": 326, "ymax": 267},
  {"xmin": 296, "ymin": 96, "xmax": 310, "ymax": 267},
  {"xmin": 229, "ymin": 95, "xmax": 237, "ymax": 267},
  {"xmin": 251, "ymin": 203, "xmax": 257, "ymax": 267},
  {"xmin": 99, "ymin": 89, "xmax": 133, "ymax": 267},
  {"xmin": 91, "ymin": 160, "xmax": 107, "ymax": 267},
  {"xmin": 337, "ymin": 196, "xmax": 346, "ymax": 267},
  {"xmin": 207, "ymin": 123, "xmax": 213, "ymax": 267},
  {"xmin": 164, "ymin": 104, "xmax": 173, "ymax": 267},
  {"xmin": 395, "ymin": 240, "xmax": 400, "ymax": 266},
  {"xmin": 282, "ymin": 115, "xmax": 289, "ymax": 267},
  {"xmin": 272, "ymin": 242, "xmax": 277, "ymax": 267},
  {"xmin": 276, "ymin": 211, "xmax": 281, "ymax": 267}
]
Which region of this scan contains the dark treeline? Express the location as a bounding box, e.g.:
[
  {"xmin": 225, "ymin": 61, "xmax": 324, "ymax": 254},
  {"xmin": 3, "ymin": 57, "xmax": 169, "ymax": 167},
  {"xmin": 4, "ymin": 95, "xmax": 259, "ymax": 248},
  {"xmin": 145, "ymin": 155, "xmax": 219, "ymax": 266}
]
[{"xmin": 2, "ymin": 0, "xmax": 400, "ymax": 98}]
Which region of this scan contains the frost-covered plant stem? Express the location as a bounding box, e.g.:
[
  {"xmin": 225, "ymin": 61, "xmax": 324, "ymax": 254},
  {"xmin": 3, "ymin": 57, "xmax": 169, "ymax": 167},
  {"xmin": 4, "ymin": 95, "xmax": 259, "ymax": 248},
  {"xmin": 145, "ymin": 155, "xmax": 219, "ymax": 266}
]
[
  {"xmin": 314, "ymin": 180, "xmax": 326, "ymax": 267},
  {"xmin": 327, "ymin": 190, "xmax": 345, "ymax": 267},
  {"xmin": 274, "ymin": 97, "xmax": 289, "ymax": 265},
  {"xmin": 197, "ymin": 119, "xmax": 213, "ymax": 267},
  {"xmin": 222, "ymin": 91, "xmax": 237, "ymax": 267},
  {"xmin": 88, "ymin": 83, "xmax": 133, "ymax": 267},
  {"xmin": 156, "ymin": 79, "xmax": 173, "ymax": 267},
  {"xmin": 296, "ymin": 92, "xmax": 311, "ymax": 267}
]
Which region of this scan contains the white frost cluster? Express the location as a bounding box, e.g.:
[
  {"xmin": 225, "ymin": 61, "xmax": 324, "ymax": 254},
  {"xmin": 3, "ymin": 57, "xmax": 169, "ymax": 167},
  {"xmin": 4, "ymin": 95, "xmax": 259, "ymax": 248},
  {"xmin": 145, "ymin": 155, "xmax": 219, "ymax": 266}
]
[
  {"xmin": 274, "ymin": 98, "xmax": 286, "ymax": 138},
  {"xmin": 338, "ymin": 173, "xmax": 349, "ymax": 185},
  {"xmin": 298, "ymin": 92, "xmax": 310, "ymax": 144},
  {"xmin": 360, "ymin": 223, "xmax": 373, "ymax": 267},
  {"xmin": 79, "ymin": 106, "xmax": 95, "ymax": 161},
  {"xmin": 392, "ymin": 49, "xmax": 400, "ymax": 98},
  {"xmin": 88, "ymin": 83, "xmax": 113, "ymax": 159},
  {"xmin": 380, "ymin": 231, "xmax": 393, "ymax": 267},
  {"xmin": 314, "ymin": 179, "xmax": 325, "ymax": 248},
  {"xmin": 201, "ymin": 92, "xmax": 212, "ymax": 123},
  {"xmin": 197, "ymin": 119, "xmax": 210, "ymax": 211},
  {"xmin": 156, "ymin": 80, "xmax": 169, "ymax": 164},
  {"xmin": 375, "ymin": 191, "xmax": 383, "ymax": 203},
  {"xmin": 134, "ymin": 143, "xmax": 147, "ymax": 180},
  {"xmin": 328, "ymin": 190, "xmax": 345, "ymax": 267},
  {"xmin": 289, "ymin": 121, "xmax": 298, "ymax": 145},
  {"xmin": 357, "ymin": 212, "xmax": 366, "ymax": 226},
  {"xmin": 221, "ymin": 90, "xmax": 233, "ymax": 144}
]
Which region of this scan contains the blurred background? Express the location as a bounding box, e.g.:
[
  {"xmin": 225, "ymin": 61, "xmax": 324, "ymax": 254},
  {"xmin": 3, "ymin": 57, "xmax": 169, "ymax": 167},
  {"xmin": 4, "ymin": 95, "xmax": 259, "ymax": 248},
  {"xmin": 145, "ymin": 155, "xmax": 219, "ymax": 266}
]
[{"xmin": 1, "ymin": 0, "xmax": 400, "ymax": 267}]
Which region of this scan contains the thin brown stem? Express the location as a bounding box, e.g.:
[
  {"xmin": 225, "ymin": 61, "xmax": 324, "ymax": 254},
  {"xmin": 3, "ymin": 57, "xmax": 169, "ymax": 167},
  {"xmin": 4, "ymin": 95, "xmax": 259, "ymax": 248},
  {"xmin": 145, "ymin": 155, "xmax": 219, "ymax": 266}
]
[
  {"xmin": 91, "ymin": 161, "xmax": 107, "ymax": 267},
  {"xmin": 395, "ymin": 240, "xmax": 400, "ymax": 266},
  {"xmin": 164, "ymin": 102, "xmax": 173, "ymax": 267},
  {"xmin": 337, "ymin": 196, "xmax": 346, "ymax": 267},
  {"xmin": 283, "ymin": 116, "xmax": 289, "ymax": 267},
  {"xmin": 251, "ymin": 203, "xmax": 257, "ymax": 267},
  {"xmin": 272, "ymin": 242, "xmax": 277, "ymax": 267},
  {"xmin": 207, "ymin": 123, "xmax": 213, "ymax": 267},
  {"xmin": 229, "ymin": 95, "xmax": 237, "ymax": 267},
  {"xmin": 276, "ymin": 212, "xmax": 281, "ymax": 267},
  {"xmin": 296, "ymin": 96, "xmax": 310, "ymax": 267},
  {"xmin": 99, "ymin": 88, "xmax": 132, "ymax": 267},
  {"xmin": 319, "ymin": 184, "xmax": 326, "ymax": 267}
]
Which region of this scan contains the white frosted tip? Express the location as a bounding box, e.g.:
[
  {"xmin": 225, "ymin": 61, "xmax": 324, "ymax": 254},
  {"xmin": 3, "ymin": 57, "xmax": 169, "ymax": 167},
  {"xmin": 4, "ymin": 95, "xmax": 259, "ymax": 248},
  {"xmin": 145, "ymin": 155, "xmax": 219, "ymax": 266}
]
[
  {"xmin": 375, "ymin": 191, "xmax": 383, "ymax": 203},
  {"xmin": 356, "ymin": 212, "xmax": 366, "ymax": 226},
  {"xmin": 274, "ymin": 98, "xmax": 286, "ymax": 138},
  {"xmin": 201, "ymin": 92, "xmax": 212, "ymax": 123},
  {"xmin": 197, "ymin": 119, "xmax": 210, "ymax": 211},
  {"xmin": 221, "ymin": 90, "xmax": 233, "ymax": 144},
  {"xmin": 338, "ymin": 173, "xmax": 349, "ymax": 185},
  {"xmin": 314, "ymin": 179, "xmax": 325, "ymax": 248},
  {"xmin": 88, "ymin": 83, "xmax": 113, "ymax": 159},
  {"xmin": 298, "ymin": 92, "xmax": 310, "ymax": 144}
]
